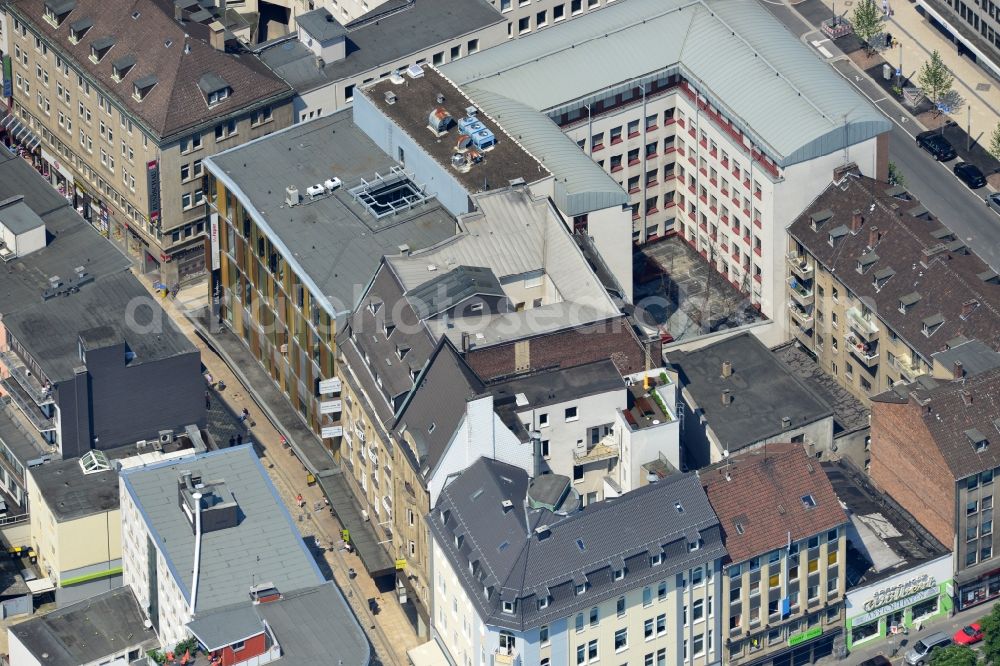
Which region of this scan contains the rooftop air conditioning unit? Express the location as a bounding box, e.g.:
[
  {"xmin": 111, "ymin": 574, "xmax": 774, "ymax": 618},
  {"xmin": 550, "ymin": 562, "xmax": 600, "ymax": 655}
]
[
  {"xmin": 158, "ymin": 430, "xmax": 173, "ymax": 444},
  {"xmin": 324, "ymin": 177, "xmax": 342, "ymax": 192},
  {"xmin": 136, "ymin": 440, "xmax": 148, "ymax": 450},
  {"xmin": 385, "ymin": 91, "xmax": 397, "ymax": 105},
  {"xmin": 306, "ymin": 184, "xmax": 325, "ymax": 199},
  {"xmin": 285, "ymin": 185, "xmax": 299, "ymax": 207}
]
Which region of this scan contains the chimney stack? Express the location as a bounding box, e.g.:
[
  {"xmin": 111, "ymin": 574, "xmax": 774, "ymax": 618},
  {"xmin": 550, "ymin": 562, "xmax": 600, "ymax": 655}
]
[
  {"xmin": 961, "ymin": 299, "xmax": 979, "ymax": 319},
  {"xmin": 868, "ymin": 225, "xmax": 880, "ymax": 249},
  {"xmin": 781, "ymin": 416, "xmax": 792, "ymax": 430},
  {"xmin": 208, "ymin": 20, "xmax": 226, "ymax": 51},
  {"xmin": 954, "ymin": 361, "xmax": 965, "ymax": 380},
  {"xmin": 850, "ymin": 210, "xmax": 864, "ymax": 233},
  {"xmin": 721, "ymin": 389, "xmax": 732, "ymax": 406},
  {"xmin": 721, "ymin": 360, "xmax": 733, "ymax": 378}
]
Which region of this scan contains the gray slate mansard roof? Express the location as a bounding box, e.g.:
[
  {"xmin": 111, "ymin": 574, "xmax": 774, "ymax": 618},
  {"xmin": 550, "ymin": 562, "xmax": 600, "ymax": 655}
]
[
  {"xmin": 441, "ymin": 0, "xmax": 890, "ymax": 169},
  {"xmin": 9, "ymin": 587, "xmax": 156, "ymax": 666},
  {"xmin": 673, "ymin": 333, "xmax": 833, "ymax": 451},
  {"xmin": 120, "ymin": 445, "xmax": 324, "ymax": 613},
  {"xmin": 428, "ymin": 458, "xmax": 725, "ymax": 631},
  {"xmin": 205, "ymin": 111, "xmax": 457, "ymax": 319},
  {"xmin": 0, "ymin": 148, "xmax": 195, "ymax": 383}
]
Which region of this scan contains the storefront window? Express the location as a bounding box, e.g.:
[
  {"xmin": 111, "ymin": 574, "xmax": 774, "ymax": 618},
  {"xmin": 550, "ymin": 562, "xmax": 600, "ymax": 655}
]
[
  {"xmin": 912, "ymin": 598, "xmax": 938, "ymax": 620},
  {"xmin": 851, "ymin": 619, "xmax": 879, "ymax": 644}
]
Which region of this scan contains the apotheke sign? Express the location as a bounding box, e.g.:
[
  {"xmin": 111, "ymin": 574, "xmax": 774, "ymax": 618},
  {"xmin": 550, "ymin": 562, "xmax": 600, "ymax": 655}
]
[{"xmin": 863, "ymin": 574, "xmax": 936, "ymax": 612}]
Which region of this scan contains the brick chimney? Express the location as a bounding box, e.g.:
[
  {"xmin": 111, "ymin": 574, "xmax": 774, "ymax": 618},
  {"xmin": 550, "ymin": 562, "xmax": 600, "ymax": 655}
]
[
  {"xmin": 721, "ymin": 389, "xmax": 732, "ymax": 406},
  {"xmin": 868, "ymin": 225, "xmax": 880, "ymax": 249},
  {"xmin": 953, "ymin": 361, "xmax": 965, "ymax": 380},
  {"xmin": 721, "ymin": 360, "xmax": 733, "ymax": 378},
  {"xmin": 209, "ymin": 20, "xmax": 226, "ymax": 51},
  {"xmin": 850, "ymin": 210, "xmax": 864, "ymax": 233},
  {"xmin": 833, "ymin": 162, "xmax": 858, "ymax": 182}
]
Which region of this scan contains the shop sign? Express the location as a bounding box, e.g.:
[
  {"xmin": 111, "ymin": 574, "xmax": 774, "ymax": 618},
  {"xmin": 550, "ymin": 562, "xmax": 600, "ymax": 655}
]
[
  {"xmin": 863, "ymin": 573, "xmax": 936, "ymax": 612},
  {"xmin": 2, "ymin": 56, "xmax": 12, "ymax": 99},
  {"xmin": 787, "ymin": 626, "xmax": 822, "ymax": 647},
  {"xmin": 852, "ymin": 587, "xmax": 937, "ymax": 627},
  {"xmin": 209, "ymin": 212, "xmax": 220, "ymax": 271},
  {"xmin": 146, "ymin": 159, "xmax": 161, "ymax": 221},
  {"xmin": 319, "ymin": 399, "xmax": 342, "ymax": 414},
  {"xmin": 319, "ymin": 378, "xmax": 341, "ymax": 394},
  {"xmin": 321, "ymin": 425, "xmax": 343, "ymax": 439},
  {"xmin": 395, "ymin": 559, "xmax": 407, "ymax": 571}
]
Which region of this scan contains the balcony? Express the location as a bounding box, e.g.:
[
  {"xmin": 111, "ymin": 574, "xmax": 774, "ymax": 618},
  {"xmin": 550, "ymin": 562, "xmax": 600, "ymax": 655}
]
[
  {"xmin": 788, "ymin": 302, "xmax": 814, "ymax": 328},
  {"xmin": 846, "ymin": 333, "xmax": 879, "ymax": 368},
  {"xmin": 787, "ymin": 276, "xmax": 814, "ymax": 305},
  {"xmin": 0, "ymin": 352, "xmax": 54, "ymax": 405},
  {"xmin": 494, "ymin": 648, "xmax": 519, "ymax": 665},
  {"xmin": 573, "ymin": 435, "xmax": 619, "ymax": 463},
  {"xmin": 786, "ymin": 253, "xmax": 814, "ymax": 280},
  {"xmin": 793, "ymin": 324, "xmax": 814, "ymax": 347},
  {"xmin": 846, "ymin": 306, "xmax": 879, "ymax": 342},
  {"xmin": 893, "ymin": 353, "xmax": 926, "ymax": 383},
  {"xmin": 1, "ymin": 379, "xmax": 56, "ymax": 432}
]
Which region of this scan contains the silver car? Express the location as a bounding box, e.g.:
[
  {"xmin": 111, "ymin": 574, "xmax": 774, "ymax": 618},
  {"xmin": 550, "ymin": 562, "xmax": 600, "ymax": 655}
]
[{"xmin": 904, "ymin": 632, "xmax": 952, "ymax": 665}]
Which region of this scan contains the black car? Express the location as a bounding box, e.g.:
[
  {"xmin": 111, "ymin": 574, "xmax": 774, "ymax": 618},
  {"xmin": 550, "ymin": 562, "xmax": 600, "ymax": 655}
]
[
  {"xmin": 916, "ymin": 131, "xmax": 957, "ymax": 161},
  {"xmin": 954, "ymin": 162, "xmax": 987, "ymax": 189},
  {"xmin": 857, "ymin": 658, "xmax": 891, "ymax": 666}
]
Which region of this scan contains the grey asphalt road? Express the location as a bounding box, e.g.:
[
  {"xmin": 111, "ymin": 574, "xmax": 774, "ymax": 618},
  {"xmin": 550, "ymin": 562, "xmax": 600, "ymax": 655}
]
[{"xmin": 758, "ymin": 0, "xmax": 1000, "ymax": 272}]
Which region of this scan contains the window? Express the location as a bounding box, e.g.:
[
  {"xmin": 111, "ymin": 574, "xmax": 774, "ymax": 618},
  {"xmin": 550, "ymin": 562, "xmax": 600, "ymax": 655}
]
[
  {"xmin": 540, "ymin": 625, "xmax": 549, "ymax": 646},
  {"xmin": 538, "ymin": 596, "xmax": 549, "ymax": 609},
  {"xmin": 554, "ymin": 3, "xmax": 565, "ymax": 19},
  {"xmin": 693, "ymin": 599, "xmax": 704, "ymax": 621},
  {"xmin": 251, "ymin": 106, "xmax": 273, "ymax": 126},
  {"xmin": 538, "ymin": 413, "xmax": 549, "ymax": 427},
  {"xmin": 181, "ymin": 163, "xmax": 190, "ymax": 181},
  {"xmin": 642, "ymin": 586, "xmax": 652, "ymax": 607},
  {"xmin": 613, "ymin": 568, "xmax": 625, "ymax": 581},
  {"xmin": 207, "ymin": 87, "xmax": 230, "ymax": 106},
  {"xmin": 518, "ymin": 16, "xmax": 530, "ymax": 33},
  {"xmin": 541, "ymin": 440, "xmax": 550, "ymax": 459},
  {"xmin": 575, "ymin": 613, "xmax": 584, "ymax": 632},
  {"xmin": 590, "ymin": 606, "xmax": 599, "ymax": 625},
  {"xmin": 501, "ymin": 600, "xmax": 515, "ymax": 614},
  {"xmin": 536, "ymin": 10, "xmax": 547, "ymax": 27},
  {"xmin": 616, "ymin": 596, "xmax": 626, "ymax": 617},
  {"xmin": 565, "ymin": 406, "xmax": 578, "ymax": 421},
  {"xmin": 614, "ymin": 628, "xmax": 628, "ymax": 652},
  {"xmin": 575, "ymin": 583, "xmax": 587, "ymax": 596},
  {"xmin": 658, "ymin": 581, "xmax": 667, "ymax": 601},
  {"xmin": 651, "ymin": 552, "xmax": 663, "ymax": 566}
]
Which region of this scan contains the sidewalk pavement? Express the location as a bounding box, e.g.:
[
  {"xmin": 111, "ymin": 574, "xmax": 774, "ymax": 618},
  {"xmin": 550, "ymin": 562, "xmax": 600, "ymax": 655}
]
[
  {"xmin": 817, "ymin": 600, "xmax": 993, "ymax": 664},
  {"xmin": 138, "ymin": 276, "xmax": 420, "ymax": 666},
  {"xmin": 802, "ymin": 0, "xmax": 1000, "ymax": 142}
]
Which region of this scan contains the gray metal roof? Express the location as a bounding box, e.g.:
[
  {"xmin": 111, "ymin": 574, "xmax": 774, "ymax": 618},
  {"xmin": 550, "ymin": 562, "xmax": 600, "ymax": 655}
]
[
  {"xmin": 120, "ymin": 446, "xmax": 324, "ymax": 614},
  {"xmin": 256, "ymin": 583, "xmax": 372, "ymax": 665},
  {"xmin": 932, "ymin": 339, "xmax": 1000, "ymax": 377},
  {"xmin": 428, "ymin": 458, "xmax": 724, "ymax": 631},
  {"xmin": 441, "ymin": 0, "xmax": 891, "ymax": 168},
  {"xmin": 256, "ymin": 0, "xmax": 502, "ymax": 93},
  {"xmin": 0, "ymin": 195, "xmax": 44, "ymax": 234},
  {"xmin": 0, "ymin": 150, "xmax": 194, "ymax": 382},
  {"xmin": 673, "ymin": 333, "xmax": 833, "ymax": 451},
  {"xmin": 186, "ymin": 603, "xmax": 261, "ymax": 651},
  {"xmin": 295, "ymin": 7, "xmax": 347, "ymax": 42},
  {"xmin": 458, "ymin": 87, "xmax": 629, "ymax": 216},
  {"xmin": 406, "ymin": 265, "xmax": 504, "ymax": 319},
  {"xmin": 205, "ymin": 111, "xmax": 457, "ymax": 318},
  {"xmin": 9, "ymin": 587, "xmax": 157, "ymax": 666}
]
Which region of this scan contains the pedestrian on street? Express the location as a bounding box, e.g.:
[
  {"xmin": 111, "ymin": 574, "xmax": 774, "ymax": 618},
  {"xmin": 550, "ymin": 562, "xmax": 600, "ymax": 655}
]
[
  {"xmin": 236, "ymin": 433, "xmax": 243, "ymax": 446},
  {"xmin": 205, "ymin": 391, "xmax": 211, "ymax": 410},
  {"xmin": 228, "ymin": 435, "xmax": 236, "ymax": 448}
]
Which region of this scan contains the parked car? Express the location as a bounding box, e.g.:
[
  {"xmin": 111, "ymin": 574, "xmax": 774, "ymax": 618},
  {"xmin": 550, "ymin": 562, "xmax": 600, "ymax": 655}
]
[
  {"xmin": 986, "ymin": 192, "xmax": 1000, "ymax": 210},
  {"xmin": 858, "ymin": 657, "xmax": 892, "ymax": 666},
  {"xmin": 904, "ymin": 632, "xmax": 952, "ymax": 665},
  {"xmin": 916, "ymin": 131, "xmax": 957, "ymax": 161},
  {"xmin": 954, "ymin": 162, "xmax": 987, "ymax": 189},
  {"xmin": 953, "ymin": 623, "xmax": 983, "ymax": 645}
]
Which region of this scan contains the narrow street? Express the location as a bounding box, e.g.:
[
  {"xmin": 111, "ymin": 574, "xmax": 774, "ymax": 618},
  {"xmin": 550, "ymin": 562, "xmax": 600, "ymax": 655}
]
[{"xmin": 135, "ymin": 278, "xmax": 420, "ymax": 666}]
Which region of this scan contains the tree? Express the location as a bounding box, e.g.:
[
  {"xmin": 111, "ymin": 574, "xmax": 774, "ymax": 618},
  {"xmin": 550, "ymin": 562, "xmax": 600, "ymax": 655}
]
[
  {"xmin": 928, "ymin": 644, "xmax": 977, "ymax": 666},
  {"xmin": 888, "ymin": 162, "xmax": 905, "ymax": 187},
  {"xmin": 990, "ymin": 122, "xmax": 1000, "ymax": 161},
  {"xmin": 852, "ymin": 0, "xmax": 884, "ymax": 56},
  {"xmin": 980, "ymin": 601, "xmax": 1000, "ymax": 663},
  {"xmin": 918, "ymin": 50, "xmax": 956, "ymax": 109}
]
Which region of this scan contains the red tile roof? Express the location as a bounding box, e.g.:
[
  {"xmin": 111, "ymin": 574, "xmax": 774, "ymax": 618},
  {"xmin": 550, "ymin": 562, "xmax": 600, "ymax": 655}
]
[{"xmin": 701, "ymin": 444, "xmax": 847, "ymax": 564}]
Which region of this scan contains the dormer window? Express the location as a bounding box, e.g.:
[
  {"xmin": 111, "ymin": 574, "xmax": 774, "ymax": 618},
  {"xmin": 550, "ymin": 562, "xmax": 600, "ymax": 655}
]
[
  {"xmin": 899, "ymin": 292, "xmax": 921, "ymax": 314},
  {"xmin": 575, "ymin": 582, "xmax": 587, "ymax": 596},
  {"xmin": 537, "ymin": 596, "xmax": 549, "ymax": 610},
  {"xmin": 687, "ymin": 539, "xmax": 701, "ymax": 552},
  {"xmin": 922, "ymin": 313, "xmax": 944, "ymax": 337},
  {"xmin": 132, "ymin": 75, "xmax": 157, "ymax": 102},
  {"xmin": 68, "ymin": 17, "xmax": 92, "ymax": 44},
  {"xmin": 199, "ymin": 73, "xmax": 233, "ymax": 108},
  {"xmin": 396, "ymin": 345, "xmax": 409, "ymax": 360},
  {"xmin": 502, "ymin": 600, "xmax": 515, "ymax": 614},
  {"xmin": 111, "ymin": 55, "xmax": 135, "ymax": 83},
  {"xmin": 44, "ymin": 0, "xmax": 75, "ymax": 27},
  {"xmin": 650, "ymin": 552, "xmax": 664, "ymax": 566},
  {"xmin": 367, "ymin": 299, "xmax": 382, "ymax": 316},
  {"xmin": 613, "ymin": 568, "xmax": 625, "ymax": 581},
  {"xmin": 89, "ymin": 36, "xmax": 115, "ymax": 64}
]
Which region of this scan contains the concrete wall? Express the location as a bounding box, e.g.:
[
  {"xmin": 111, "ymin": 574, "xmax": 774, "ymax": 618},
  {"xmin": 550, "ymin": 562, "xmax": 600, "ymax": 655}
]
[
  {"xmin": 7, "ymin": 631, "xmax": 42, "ymax": 666},
  {"xmin": 581, "ymin": 203, "xmax": 633, "ymax": 302}
]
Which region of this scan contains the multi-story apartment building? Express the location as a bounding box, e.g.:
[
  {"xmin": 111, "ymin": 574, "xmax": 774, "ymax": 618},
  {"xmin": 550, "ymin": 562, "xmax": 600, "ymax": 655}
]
[
  {"xmin": 674, "ymin": 333, "xmax": 835, "ymax": 469},
  {"xmin": 440, "ymin": 0, "xmax": 891, "ymax": 342},
  {"xmin": 3, "ymin": 0, "xmax": 294, "ymax": 284},
  {"xmin": 429, "ymin": 457, "xmax": 727, "ymax": 666},
  {"xmin": 119, "ymin": 445, "xmax": 369, "ymax": 665},
  {"xmin": 702, "ymin": 444, "xmax": 849, "ymax": 666},
  {"xmin": 914, "ymin": 0, "xmax": 1000, "ymax": 80},
  {"xmin": 0, "ymin": 143, "xmax": 204, "ymax": 465},
  {"xmin": 785, "ymin": 168, "xmax": 1000, "ymax": 405},
  {"xmin": 870, "ymin": 366, "xmax": 1000, "ymax": 613}
]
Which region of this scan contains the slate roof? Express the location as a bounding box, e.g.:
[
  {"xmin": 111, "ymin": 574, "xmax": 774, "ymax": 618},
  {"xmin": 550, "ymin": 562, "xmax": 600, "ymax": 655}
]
[
  {"xmin": 872, "ymin": 367, "xmax": 1000, "ymax": 480},
  {"xmin": 428, "ymin": 457, "xmax": 725, "ymax": 631},
  {"xmin": 673, "ymin": 333, "xmax": 833, "ymax": 451},
  {"xmin": 205, "ymin": 110, "xmax": 457, "ymax": 319},
  {"xmin": 0, "ymin": 147, "xmax": 195, "ymax": 383},
  {"xmin": 9, "ymin": 587, "xmax": 156, "ymax": 666},
  {"xmin": 701, "ymin": 444, "xmax": 848, "ymax": 565},
  {"xmin": 788, "ymin": 172, "xmax": 1000, "ymax": 363},
  {"xmin": 120, "ymin": 446, "xmax": 324, "ymax": 613},
  {"xmin": 7, "ymin": 0, "xmax": 292, "ymax": 140}
]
